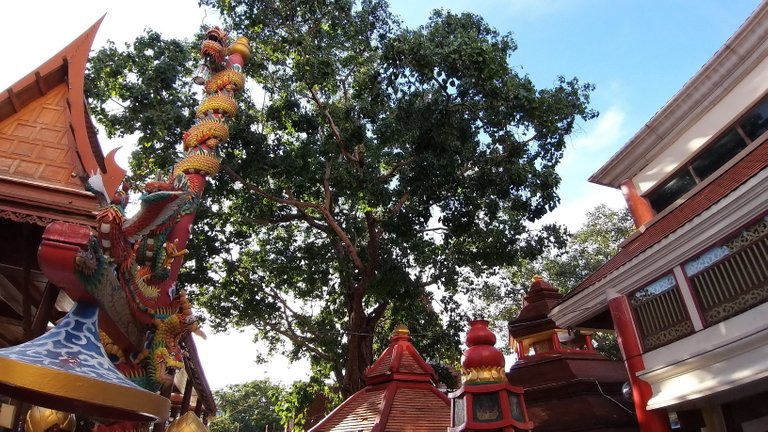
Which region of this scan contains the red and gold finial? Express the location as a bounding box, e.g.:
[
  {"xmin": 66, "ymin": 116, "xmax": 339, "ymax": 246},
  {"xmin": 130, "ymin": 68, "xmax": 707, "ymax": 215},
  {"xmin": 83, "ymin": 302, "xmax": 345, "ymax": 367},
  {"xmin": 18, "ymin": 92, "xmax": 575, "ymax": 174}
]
[
  {"xmin": 391, "ymin": 324, "xmax": 412, "ymax": 343},
  {"xmin": 461, "ymin": 319, "xmax": 506, "ymax": 385}
]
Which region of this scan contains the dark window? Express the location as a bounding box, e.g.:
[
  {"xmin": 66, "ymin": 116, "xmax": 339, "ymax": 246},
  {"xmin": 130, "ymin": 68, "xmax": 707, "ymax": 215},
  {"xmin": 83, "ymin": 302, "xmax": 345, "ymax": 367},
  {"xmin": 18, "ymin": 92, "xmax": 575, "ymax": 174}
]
[
  {"xmin": 739, "ymin": 96, "xmax": 768, "ymax": 140},
  {"xmin": 644, "ymin": 93, "xmax": 768, "ymax": 215},
  {"xmin": 690, "ymin": 128, "xmax": 747, "ymax": 181},
  {"xmin": 647, "ymin": 170, "xmax": 696, "ymax": 213}
]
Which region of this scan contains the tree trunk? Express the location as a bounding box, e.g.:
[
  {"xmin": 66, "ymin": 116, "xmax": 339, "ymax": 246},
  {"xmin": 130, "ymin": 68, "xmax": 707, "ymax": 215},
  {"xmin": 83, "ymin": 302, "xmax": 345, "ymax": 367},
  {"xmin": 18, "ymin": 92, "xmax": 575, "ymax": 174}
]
[{"xmin": 341, "ymin": 291, "xmax": 374, "ymax": 398}]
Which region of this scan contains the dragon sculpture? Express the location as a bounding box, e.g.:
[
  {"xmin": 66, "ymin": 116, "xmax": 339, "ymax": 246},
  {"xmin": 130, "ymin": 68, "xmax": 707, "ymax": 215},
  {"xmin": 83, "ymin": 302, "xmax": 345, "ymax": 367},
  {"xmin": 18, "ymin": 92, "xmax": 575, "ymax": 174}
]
[
  {"xmin": 39, "ymin": 26, "xmax": 250, "ymax": 400},
  {"xmin": 87, "ymin": 27, "xmax": 250, "ymax": 391}
]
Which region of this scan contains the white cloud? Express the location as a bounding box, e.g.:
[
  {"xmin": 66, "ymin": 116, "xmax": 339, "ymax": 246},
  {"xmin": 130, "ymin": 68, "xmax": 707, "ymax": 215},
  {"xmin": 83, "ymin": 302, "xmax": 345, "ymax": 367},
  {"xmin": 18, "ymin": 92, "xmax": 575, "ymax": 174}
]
[
  {"xmin": 569, "ymin": 108, "xmax": 626, "ymax": 151},
  {"xmin": 538, "ymin": 183, "xmax": 626, "ymax": 232}
]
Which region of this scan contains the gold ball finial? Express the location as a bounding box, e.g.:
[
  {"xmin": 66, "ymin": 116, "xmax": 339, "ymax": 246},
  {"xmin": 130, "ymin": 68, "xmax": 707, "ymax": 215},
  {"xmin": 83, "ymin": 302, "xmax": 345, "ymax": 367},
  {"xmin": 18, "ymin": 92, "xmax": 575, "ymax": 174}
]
[
  {"xmin": 25, "ymin": 406, "xmax": 76, "ymax": 432},
  {"xmin": 392, "ymin": 324, "xmax": 410, "ymax": 336},
  {"xmin": 166, "ymin": 412, "xmax": 207, "ymax": 432},
  {"xmin": 228, "ymin": 36, "xmax": 251, "ymax": 60}
]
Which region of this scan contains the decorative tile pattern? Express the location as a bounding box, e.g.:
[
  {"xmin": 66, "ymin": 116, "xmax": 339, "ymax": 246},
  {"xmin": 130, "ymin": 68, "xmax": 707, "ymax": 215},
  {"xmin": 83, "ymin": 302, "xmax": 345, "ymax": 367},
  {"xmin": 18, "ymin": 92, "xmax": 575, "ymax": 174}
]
[
  {"xmin": 684, "ymin": 246, "xmax": 730, "ymax": 276},
  {"xmin": 0, "ymin": 84, "xmax": 80, "ymax": 188},
  {"xmin": 0, "ymin": 303, "xmax": 144, "ymax": 389}
]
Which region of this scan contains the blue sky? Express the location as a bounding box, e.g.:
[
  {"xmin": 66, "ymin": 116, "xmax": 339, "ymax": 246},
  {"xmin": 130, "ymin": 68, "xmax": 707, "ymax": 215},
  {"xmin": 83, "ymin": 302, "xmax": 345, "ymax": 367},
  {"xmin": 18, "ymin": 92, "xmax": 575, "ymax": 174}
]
[
  {"xmin": 1, "ymin": 0, "xmax": 762, "ymax": 389},
  {"xmin": 387, "ymin": 0, "xmax": 762, "ymax": 224}
]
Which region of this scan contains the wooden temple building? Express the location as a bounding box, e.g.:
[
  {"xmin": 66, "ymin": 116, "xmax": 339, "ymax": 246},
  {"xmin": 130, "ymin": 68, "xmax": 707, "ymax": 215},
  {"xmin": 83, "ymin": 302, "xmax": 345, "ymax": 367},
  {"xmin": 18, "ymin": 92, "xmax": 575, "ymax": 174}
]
[
  {"xmin": 507, "ymin": 276, "xmax": 636, "ymax": 432},
  {"xmin": 548, "ymin": 2, "xmax": 768, "ymax": 431},
  {"xmin": 310, "ymin": 323, "xmax": 536, "ymax": 432},
  {"xmin": 0, "ymin": 18, "xmax": 229, "ymax": 431}
]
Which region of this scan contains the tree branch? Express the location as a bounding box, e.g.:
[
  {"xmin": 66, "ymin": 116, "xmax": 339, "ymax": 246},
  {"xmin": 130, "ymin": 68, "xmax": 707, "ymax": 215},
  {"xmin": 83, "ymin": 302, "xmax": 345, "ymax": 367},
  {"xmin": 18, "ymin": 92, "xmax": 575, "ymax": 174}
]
[
  {"xmin": 391, "ymin": 191, "xmax": 410, "ymax": 216},
  {"xmin": 298, "ymin": 208, "xmax": 332, "ymax": 234},
  {"xmin": 323, "ymin": 160, "xmax": 333, "ymax": 211},
  {"xmin": 317, "ymin": 206, "xmax": 365, "ymax": 270},
  {"xmin": 419, "ymin": 227, "xmax": 448, "ymax": 233},
  {"xmin": 360, "ymin": 211, "xmax": 380, "ymax": 288},
  {"xmin": 222, "ymin": 164, "xmax": 317, "ymax": 209},
  {"xmin": 242, "ymin": 213, "xmax": 307, "ymax": 225},
  {"xmin": 339, "ymin": 67, "xmax": 356, "ymax": 106},
  {"xmin": 417, "ymin": 271, "xmax": 446, "ymax": 288},
  {"xmin": 307, "ymin": 85, "xmax": 359, "ymax": 164},
  {"xmin": 264, "ymin": 285, "xmax": 334, "ymax": 362},
  {"xmin": 368, "ymin": 300, "xmax": 389, "ymax": 325},
  {"xmin": 377, "ymin": 157, "xmax": 414, "ymax": 182}
]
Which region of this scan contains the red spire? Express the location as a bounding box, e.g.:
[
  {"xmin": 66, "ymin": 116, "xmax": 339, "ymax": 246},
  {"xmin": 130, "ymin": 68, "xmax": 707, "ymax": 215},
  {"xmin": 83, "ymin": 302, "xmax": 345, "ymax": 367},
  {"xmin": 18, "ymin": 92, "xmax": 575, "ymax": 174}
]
[{"xmin": 461, "ymin": 320, "xmax": 506, "ymax": 384}]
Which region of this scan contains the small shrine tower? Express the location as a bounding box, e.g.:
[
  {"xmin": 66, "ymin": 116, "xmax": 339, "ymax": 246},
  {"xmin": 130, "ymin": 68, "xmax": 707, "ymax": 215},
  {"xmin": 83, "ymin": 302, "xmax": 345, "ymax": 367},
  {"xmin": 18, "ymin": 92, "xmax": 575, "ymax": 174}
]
[
  {"xmin": 507, "ymin": 276, "xmax": 638, "ymax": 431},
  {"xmin": 449, "ymin": 320, "xmax": 533, "ymax": 432},
  {"xmin": 310, "ymin": 325, "xmax": 451, "ymax": 431}
]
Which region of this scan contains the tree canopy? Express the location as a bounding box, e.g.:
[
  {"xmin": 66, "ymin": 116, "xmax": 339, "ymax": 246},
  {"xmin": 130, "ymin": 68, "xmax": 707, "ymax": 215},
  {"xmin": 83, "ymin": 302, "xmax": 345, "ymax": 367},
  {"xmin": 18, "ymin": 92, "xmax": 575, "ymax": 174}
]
[
  {"xmin": 86, "ymin": 0, "xmax": 597, "ymax": 399},
  {"xmin": 537, "ymin": 204, "xmax": 635, "ymax": 291},
  {"xmin": 477, "ymin": 204, "xmax": 635, "ymax": 359},
  {"xmin": 209, "ymin": 380, "xmax": 284, "ymax": 432}
]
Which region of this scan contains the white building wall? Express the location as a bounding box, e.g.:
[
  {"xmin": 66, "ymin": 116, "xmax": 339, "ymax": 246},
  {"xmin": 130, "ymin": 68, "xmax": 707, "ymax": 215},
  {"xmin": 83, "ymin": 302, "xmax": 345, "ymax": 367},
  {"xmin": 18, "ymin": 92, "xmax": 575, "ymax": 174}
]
[
  {"xmin": 633, "ymin": 55, "xmax": 768, "ymax": 194},
  {"xmin": 638, "ymin": 302, "xmax": 768, "ymax": 410}
]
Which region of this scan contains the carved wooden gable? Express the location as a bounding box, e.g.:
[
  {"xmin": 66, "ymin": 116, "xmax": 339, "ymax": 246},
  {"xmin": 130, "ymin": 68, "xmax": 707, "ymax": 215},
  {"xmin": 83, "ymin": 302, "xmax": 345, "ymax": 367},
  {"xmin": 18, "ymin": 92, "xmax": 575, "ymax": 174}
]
[{"xmin": 0, "ymin": 85, "xmax": 82, "ymax": 188}]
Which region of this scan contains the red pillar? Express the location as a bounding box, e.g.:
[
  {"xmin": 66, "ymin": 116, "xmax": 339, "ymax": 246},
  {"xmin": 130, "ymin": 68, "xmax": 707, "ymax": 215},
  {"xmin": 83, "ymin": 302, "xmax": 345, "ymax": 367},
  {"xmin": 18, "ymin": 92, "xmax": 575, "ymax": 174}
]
[
  {"xmin": 620, "ymin": 179, "xmax": 655, "ymax": 228},
  {"xmin": 608, "ymin": 296, "xmax": 671, "ymax": 432}
]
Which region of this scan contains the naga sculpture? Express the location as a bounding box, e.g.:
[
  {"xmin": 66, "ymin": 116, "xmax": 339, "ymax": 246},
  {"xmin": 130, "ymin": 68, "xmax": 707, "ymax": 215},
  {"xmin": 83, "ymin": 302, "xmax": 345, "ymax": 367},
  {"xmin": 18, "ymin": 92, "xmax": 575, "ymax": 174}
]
[{"xmin": 38, "ymin": 27, "xmax": 250, "ymax": 396}]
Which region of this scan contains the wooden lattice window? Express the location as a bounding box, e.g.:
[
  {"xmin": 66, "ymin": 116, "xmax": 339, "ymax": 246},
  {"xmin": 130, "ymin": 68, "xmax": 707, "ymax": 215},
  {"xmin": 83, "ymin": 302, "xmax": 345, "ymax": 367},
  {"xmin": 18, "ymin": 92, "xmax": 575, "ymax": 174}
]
[
  {"xmin": 685, "ymin": 217, "xmax": 768, "ymax": 326},
  {"xmin": 630, "ymin": 274, "xmax": 694, "ymax": 351}
]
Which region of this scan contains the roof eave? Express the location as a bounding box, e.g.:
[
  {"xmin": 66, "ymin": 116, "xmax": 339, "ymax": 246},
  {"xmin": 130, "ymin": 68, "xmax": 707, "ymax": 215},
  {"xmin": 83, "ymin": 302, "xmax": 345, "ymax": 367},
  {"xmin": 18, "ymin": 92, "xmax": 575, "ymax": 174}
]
[{"xmin": 590, "ymin": 2, "xmax": 768, "ymax": 188}]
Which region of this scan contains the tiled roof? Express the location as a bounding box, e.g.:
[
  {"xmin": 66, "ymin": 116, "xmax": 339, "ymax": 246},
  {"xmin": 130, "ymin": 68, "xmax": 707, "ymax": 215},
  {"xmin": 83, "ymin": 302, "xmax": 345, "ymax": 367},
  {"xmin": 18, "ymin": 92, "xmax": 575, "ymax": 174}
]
[
  {"xmin": 0, "ymin": 17, "xmax": 115, "ymax": 227},
  {"xmin": 364, "ymin": 328, "xmax": 438, "ymax": 385},
  {"xmin": 312, "ymin": 389, "xmax": 386, "ymax": 432},
  {"xmin": 563, "ymin": 142, "xmax": 768, "ymax": 301},
  {"xmin": 310, "ymin": 326, "xmax": 450, "ymax": 432}
]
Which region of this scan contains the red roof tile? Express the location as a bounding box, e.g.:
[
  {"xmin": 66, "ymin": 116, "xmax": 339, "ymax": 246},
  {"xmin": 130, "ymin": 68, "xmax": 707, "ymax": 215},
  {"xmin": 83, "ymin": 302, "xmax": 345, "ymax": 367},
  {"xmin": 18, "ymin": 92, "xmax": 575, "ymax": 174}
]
[
  {"xmin": 365, "ymin": 326, "xmax": 438, "ymax": 385},
  {"xmin": 310, "ymin": 326, "xmax": 450, "ymax": 432}
]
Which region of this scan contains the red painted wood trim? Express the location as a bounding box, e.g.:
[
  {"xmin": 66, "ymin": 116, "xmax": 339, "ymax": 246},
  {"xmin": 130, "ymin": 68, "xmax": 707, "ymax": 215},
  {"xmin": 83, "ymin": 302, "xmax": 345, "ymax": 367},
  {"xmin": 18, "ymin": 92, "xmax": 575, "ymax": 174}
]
[
  {"xmin": 621, "ymin": 178, "xmax": 654, "ymax": 228},
  {"xmin": 608, "ymin": 296, "xmax": 671, "ymax": 432}
]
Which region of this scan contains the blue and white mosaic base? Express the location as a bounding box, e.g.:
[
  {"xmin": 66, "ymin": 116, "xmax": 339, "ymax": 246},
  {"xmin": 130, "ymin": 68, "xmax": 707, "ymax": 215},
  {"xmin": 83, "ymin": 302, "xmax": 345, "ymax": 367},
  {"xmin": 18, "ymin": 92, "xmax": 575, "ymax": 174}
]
[{"xmin": 0, "ymin": 303, "xmax": 144, "ymax": 390}]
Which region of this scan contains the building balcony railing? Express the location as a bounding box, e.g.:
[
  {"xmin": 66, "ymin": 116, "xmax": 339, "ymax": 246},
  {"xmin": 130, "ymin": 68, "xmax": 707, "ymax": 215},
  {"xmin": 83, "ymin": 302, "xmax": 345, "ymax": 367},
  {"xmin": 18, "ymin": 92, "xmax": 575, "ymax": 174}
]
[
  {"xmin": 630, "ymin": 274, "xmax": 694, "ymax": 351},
  {"xmin": 686, "ymin": 219, "xmax": 768, "ymax": 326}
]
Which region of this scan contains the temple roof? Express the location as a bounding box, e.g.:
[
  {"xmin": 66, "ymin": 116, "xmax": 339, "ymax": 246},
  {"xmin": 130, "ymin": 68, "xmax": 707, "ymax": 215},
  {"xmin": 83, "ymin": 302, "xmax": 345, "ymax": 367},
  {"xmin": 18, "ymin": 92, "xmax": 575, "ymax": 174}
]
[
  {"xmin": 310, "ymin": 325, "xmax": 450, "ymax": 432},
  {"xmin": 508, "ymin": 276, "xmax": 562, "ymax": 338},
  {"xmin": 0, "ymin": 16, "xmax": 123, "ymax": 227},
  {"xmin": 561, "ymin": 142, "xmax": 767, "ymax": 303}
]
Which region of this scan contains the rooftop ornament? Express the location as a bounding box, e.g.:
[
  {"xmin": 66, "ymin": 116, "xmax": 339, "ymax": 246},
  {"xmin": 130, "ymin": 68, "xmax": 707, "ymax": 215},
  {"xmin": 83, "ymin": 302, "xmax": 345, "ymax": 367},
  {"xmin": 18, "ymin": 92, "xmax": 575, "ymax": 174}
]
[
  {"xmin": 449, "ymin": 319, "xmax": 534, "ymax": 432},
  {"xmin": 0, "ymin": 23, "xmax": 250, "ymax": 428}
]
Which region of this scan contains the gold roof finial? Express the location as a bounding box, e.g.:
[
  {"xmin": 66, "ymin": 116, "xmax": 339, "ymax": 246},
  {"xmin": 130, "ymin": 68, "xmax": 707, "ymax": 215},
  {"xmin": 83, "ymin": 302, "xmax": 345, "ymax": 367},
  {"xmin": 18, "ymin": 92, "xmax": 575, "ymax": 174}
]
[
  {"xmin": 392, "ymin": 324, "xmax": 410, "ymax": 336},
  {"xmin": 166, "ymin": 412, "xmax": 207, "ymax": 432},
  {"xmin": 25, "ymin": 406, "xmax": 76, "ymax": 432}
]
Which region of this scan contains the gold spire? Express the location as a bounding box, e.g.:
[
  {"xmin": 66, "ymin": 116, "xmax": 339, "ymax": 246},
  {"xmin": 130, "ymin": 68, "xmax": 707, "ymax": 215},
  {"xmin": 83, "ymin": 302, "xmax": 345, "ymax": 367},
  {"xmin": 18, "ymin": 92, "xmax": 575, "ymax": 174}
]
[
  {"xmin": 392, "ymin": 324, "xmax": 410, "ymax": 337},
  {"xmin": 166, "ymin": 412, "xmax": 208, "ymax": 432}
]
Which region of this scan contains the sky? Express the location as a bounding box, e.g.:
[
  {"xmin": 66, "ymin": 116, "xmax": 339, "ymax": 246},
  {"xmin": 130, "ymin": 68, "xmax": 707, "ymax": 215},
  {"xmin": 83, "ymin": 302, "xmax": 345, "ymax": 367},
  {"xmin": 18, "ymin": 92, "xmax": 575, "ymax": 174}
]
[{"xmin": 1, "ymin": 0, "xmax": 763, "ymax": 390}]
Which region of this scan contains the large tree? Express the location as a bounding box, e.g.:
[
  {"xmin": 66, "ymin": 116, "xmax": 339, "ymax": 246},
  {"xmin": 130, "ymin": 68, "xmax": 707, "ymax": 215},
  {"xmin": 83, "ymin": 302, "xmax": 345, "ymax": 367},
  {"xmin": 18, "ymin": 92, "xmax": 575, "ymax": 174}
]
[
  {"xmin": 538, "ymin": 204, "xmax": 635, "ymax": 291},
  {"xmin": 86, "ymin": 0, "xmax": 596, "ymax": 398}
]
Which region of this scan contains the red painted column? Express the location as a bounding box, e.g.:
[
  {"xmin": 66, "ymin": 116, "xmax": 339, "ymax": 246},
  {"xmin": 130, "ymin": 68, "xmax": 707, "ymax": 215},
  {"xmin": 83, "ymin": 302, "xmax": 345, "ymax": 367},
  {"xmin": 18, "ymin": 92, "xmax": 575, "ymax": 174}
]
[
  {"xmin": 620, "ymin": 179, "xmax": 655, "ymax": 228},
  {"xmin": 608, "ymin": 295, "xmax": 672, "ymax": 432}
]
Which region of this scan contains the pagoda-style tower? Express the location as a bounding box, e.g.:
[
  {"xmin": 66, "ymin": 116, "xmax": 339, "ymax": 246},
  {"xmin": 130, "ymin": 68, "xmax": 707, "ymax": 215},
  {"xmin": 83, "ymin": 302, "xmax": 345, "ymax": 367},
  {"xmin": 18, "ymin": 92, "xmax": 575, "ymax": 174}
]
[
  {"xmin": 449, "ymin": 320, "xmax": 533, "ymax": 432},
  {"xmin": 310, "ymin": 325, "xmax": 451, "ymax": 432},
  {"xmin": 507, "ymin": 276, "xmax": 638, "ymax": 431}
]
